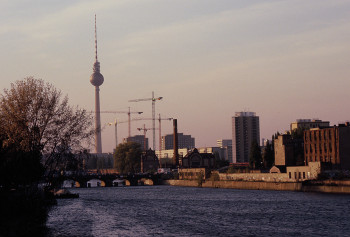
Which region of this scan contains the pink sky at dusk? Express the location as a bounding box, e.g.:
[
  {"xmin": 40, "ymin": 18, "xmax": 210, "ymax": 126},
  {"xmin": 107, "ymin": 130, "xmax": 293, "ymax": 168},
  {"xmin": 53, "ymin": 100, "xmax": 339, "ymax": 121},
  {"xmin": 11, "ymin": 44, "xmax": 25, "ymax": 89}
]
[{"xmin": 1, "ymin": 0, "xmax": 350, "ymax": 153}]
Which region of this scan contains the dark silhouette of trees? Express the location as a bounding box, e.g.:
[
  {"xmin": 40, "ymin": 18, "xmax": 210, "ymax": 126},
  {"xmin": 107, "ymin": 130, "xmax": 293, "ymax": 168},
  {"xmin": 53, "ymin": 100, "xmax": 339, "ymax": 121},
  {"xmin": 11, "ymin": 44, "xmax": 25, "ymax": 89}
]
[
  {"xmin": 249, "ymin": 140, "xmax": 262, "ymax": 169},
  {"xmin": 214, "ymin": 151, "xmax": 230, "ymax": 169},
  {"xmin": 0, "ymin": 77, "xmax": 93, "ymax": 236},
  {"xmin": 114, "ymin": 142, "xmax": 142, "ymax": 174},
  {"xmin": 262, "ymin": 140, "xmax": 274, "ymax": 169},
  {"xmin": 0, "ymin": 77, "xmax": 94, "ymax": 188}
]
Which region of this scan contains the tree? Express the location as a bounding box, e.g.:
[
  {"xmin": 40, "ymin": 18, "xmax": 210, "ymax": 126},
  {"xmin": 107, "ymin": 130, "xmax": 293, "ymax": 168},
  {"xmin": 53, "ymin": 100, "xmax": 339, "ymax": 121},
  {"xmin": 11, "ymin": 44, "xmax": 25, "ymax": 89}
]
[
  {"xmin": 214, "ymin": 151, "xmax": 229, "ymax": 169},
  {"xmin": 114, "ymin": 142, "xmax": 142, "ymax": 174},
  {"xmin": 290, "ymin": 127, "xmax": 306, "ymax": 140},
  {"xmin": 262, "ymin": 140, "xmax": 274, "ymax": 169},
  {"xmin": 0, "ymin": 77, "xmax": 93, "ymax": 188},
  {"xmin": 249, "ymin": 140, "xmax": 262, "ymax": 169}
]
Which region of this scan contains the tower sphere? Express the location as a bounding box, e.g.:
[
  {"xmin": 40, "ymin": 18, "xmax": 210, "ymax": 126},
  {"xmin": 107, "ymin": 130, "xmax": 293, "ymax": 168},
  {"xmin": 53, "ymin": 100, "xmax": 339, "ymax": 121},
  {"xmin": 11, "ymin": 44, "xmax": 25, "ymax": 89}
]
[
  {"xmin": 90, "ymin": 61, "xmax": 104, "ymax": 86},
  {"xmin": 90, "ymin": 71, "xmax": 104, "ymax": 86}
]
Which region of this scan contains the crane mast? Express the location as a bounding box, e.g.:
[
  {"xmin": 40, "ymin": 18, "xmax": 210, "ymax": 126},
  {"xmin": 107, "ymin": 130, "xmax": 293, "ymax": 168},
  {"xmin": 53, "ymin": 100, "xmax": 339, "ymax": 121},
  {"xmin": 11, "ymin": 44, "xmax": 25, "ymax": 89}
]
[{"xmin": 129, "ymin": 91, "xmax": 163, "ymax": 150}]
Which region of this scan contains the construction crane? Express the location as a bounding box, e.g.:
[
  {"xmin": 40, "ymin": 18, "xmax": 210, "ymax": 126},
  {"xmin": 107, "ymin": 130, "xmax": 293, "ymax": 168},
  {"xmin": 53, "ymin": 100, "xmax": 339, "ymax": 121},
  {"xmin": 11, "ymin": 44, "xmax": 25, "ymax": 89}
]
[
  {"xmin": 129, "ymin": 91, "xmax": 163, "ymax": 150},
  {"xmin": 137, "ymin": 124, "xmax": 158, "ymax": 151},
  {"xmin": 107, "ymin": 117, "xmax": 150, "ymax": 148},
  {"xmin": 132, "ymin": 114, "xmax": 172, "ymax": 151},
  {"xmin": 90, "ymin": 107, "xmax": 143, "ymax": 137},
  {"xmin": 158, "ymin": 114, "xmax": 173, "ymax": 152},
  {"xmin": 107, "ymin": 119, "xmax": 128, "ymax": 148}
]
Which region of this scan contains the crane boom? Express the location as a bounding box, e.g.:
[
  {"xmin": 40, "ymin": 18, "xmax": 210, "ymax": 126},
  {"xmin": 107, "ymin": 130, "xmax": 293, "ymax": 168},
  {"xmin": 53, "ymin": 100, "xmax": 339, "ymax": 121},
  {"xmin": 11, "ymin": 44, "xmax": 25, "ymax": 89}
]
[
  {"xmin": 89, "ymin": 108, "xmax": 143, "ymax": 138},
  {"xmin": 129, "ymin": 91, "xmax": 163, "ymax": 150},
  {"xmin": 88, "ymin": 110, "xmax": 142, "ymax": 114}
]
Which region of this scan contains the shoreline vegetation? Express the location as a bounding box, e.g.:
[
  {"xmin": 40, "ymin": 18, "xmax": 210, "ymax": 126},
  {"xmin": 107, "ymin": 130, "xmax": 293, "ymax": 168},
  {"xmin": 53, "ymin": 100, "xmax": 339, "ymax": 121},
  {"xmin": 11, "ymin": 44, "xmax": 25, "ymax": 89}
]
[
  {"xmin": 0, "ymin": 78, "xmax": 94, "ymax": 236},
  {"xmin": 0, "ymin": 187, "xmax": 56, "ymax": 237}
]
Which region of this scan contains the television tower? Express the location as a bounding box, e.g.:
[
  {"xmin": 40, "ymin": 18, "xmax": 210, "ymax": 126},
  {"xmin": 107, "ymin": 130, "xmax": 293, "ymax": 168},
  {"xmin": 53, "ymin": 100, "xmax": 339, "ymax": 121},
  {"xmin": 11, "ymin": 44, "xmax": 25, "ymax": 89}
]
[{"xmin": 90, "ymin": 15, "xmax": 104, "ymax": 154}]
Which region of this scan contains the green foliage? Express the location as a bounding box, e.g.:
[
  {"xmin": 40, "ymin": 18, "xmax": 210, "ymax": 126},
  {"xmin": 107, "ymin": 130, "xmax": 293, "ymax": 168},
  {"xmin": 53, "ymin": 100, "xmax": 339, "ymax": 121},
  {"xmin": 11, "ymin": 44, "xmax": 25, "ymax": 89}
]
[
  {"xmin": 114, "ymin": 142, "xmax": 142, "ymax": 174},
  {"xmin": 249, "ymin": 140, "xmax": 262, "ymax": 169}
]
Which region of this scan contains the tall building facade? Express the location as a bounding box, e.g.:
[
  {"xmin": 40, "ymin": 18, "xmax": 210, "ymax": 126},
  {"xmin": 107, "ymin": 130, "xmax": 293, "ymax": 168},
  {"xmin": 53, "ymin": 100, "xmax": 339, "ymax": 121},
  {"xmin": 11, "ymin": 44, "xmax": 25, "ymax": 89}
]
[
  {"xmin": 161, "ymin": 133, "xmax": 195, "ymax": 150},
  {"xmin": 232, "ymin": 112, "xmax": 260, "ymax": 163}
]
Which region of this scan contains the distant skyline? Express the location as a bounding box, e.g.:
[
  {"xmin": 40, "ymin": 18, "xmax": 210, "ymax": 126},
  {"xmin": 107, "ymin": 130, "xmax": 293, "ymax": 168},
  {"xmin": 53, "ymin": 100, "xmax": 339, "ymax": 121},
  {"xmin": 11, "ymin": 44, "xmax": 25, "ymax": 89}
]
[{"xmin": 1, "ymin": 0, "xmax": 350, "ymax": 153}]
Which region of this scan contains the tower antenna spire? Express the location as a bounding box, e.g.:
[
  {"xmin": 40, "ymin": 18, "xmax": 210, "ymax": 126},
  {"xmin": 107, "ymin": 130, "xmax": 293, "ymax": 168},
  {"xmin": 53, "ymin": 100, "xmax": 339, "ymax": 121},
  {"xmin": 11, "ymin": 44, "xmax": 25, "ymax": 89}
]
[{"xmin": 95, "ymin": 14, "xmax": 98, "ymax": 62}]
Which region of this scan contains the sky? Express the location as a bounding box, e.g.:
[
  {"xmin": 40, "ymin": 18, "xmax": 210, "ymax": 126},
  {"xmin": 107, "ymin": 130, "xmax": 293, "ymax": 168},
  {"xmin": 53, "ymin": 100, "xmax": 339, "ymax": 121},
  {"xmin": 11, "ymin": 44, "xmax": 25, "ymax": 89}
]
[{"xmin": 1, "ymin": 0, "xmax": 350, "ymax": 153}]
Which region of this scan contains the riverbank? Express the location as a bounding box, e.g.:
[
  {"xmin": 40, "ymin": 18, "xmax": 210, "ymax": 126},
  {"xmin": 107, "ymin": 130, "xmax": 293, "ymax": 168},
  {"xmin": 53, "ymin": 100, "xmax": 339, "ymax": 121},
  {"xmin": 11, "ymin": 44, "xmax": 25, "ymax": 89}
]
[
  {"xmin": 0, "ymin": 187, "xmax": 56, "ymax": 236},
  {"xmin": 162, "ymin": 180, "xmax": 350, "ymax": 194}
]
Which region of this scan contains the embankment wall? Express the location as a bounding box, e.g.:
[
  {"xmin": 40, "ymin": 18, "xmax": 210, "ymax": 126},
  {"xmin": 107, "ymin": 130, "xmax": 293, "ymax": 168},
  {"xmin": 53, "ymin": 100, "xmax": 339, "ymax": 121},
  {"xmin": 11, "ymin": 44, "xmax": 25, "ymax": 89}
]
[{"xmin": 162, "ymin": 180, "xmax": 350, "ymax": 194}]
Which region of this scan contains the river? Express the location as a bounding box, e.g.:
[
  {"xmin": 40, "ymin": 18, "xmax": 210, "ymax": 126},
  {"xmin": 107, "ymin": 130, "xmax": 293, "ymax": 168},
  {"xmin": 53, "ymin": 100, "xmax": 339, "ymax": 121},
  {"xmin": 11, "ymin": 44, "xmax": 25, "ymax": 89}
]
[{"xmin": 47, "ymin": 186, "xmax": 350, "ymax": 236}]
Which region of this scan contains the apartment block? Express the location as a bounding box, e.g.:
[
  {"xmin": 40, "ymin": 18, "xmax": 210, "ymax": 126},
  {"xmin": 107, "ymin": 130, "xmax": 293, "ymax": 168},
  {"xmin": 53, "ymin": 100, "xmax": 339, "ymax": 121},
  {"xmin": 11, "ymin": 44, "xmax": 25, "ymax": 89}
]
[
  {"xmin": 304, "ymin": 123, "xmax": 350, "ymax": 170},
  {"xmin": 232, "ymin": 112, "xmax": 260, "ymax": 163}
]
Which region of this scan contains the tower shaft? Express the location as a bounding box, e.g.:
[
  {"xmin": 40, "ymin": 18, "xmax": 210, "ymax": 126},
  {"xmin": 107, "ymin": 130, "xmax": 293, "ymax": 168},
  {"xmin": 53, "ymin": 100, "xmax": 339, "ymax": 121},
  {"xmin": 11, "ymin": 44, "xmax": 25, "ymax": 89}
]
[
  {"xmin": 90, "ymin": 15, "xmax": 104, "ymax": 154},
  {"xmin": 95, "ymin": 86, "xmax": 102, "ymax": 153}
]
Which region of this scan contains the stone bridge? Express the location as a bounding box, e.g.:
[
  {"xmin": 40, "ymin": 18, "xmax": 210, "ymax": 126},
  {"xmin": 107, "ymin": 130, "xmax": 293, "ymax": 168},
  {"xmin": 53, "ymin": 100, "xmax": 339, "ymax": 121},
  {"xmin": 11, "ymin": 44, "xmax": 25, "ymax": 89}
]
[{"xmin": 53, "ymin": 173, "xmax": 161, "ymax": 188}]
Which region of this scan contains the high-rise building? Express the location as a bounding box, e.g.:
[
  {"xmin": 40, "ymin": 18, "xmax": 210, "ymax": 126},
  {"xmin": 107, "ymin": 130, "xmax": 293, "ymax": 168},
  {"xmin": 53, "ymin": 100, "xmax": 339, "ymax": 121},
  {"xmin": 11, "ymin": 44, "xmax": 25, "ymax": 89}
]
[
  {"xmin": 232, "ymin": 112, "xmax": 260, "ymax": 163},
  {"xmin": 124, "ymin": 135, "xmax": 149, "ymax": 151},
  {"xmin": 217, "ymin": 139, "xmax": 233, "ymax": 162},
  {"xmin": 217, "ymin": 139, "xmax": 232, "ymax": 148},
  {"xmin": 161, "ymin": 133, "xmax": 195, "ymax": 150},
  {"xmin": 90, "ymin": 15, "xmax": 104, "ymax": 154}
]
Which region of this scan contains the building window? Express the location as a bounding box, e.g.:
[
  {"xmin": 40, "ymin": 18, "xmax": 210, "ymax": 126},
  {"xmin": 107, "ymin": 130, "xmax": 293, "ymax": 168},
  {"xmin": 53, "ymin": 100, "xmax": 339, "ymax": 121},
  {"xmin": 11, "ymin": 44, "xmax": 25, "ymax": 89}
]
[
  {"xmin": 294, "ymin": 172, "xmax": 297, "ymax": 179},
  {"xmin": 303, "ymin": 172, "xmax": 305, "ymax": 179},
  {"xmin": 299, "ymin": 172, "xmax": 301, "ymax": 179},
  {"xmin": 289, "ymin": 172, "xmax": 291, "ymax": 179}
]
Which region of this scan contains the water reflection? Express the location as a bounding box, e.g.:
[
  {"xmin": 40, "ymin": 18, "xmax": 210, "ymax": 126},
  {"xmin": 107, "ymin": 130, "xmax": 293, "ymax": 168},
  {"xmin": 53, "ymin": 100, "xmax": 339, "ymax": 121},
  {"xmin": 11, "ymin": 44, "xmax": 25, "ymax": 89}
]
[{"xmin": 47, "ymin": 186, "xmax": 350, "ymax": 236}]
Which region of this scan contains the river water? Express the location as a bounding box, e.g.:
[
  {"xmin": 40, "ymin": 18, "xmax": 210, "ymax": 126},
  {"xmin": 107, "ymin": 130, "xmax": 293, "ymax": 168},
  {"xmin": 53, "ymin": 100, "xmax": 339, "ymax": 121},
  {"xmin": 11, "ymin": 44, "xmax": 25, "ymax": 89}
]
[{"xmin": 47, "ymin": 186, "xmax": 350, "ymax": 236}]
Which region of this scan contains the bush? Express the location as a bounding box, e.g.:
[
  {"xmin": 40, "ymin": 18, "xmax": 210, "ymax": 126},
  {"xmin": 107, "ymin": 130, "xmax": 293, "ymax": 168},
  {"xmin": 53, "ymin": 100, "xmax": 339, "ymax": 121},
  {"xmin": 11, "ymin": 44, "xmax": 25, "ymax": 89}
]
[{"xmin": 197, "ymin": 172, "xmax": 204, "ymax": 187}]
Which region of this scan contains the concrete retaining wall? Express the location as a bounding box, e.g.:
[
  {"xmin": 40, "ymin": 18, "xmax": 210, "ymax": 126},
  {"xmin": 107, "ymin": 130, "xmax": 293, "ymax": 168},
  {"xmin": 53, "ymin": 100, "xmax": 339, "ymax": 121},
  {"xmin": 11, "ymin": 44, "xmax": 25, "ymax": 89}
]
[
  {"xmin": 162, "ymin": 180, "xmax": 350, "ymax": 194},
  {"xmin": 219, "ymin": 173, "xmax": 290, "ymax": 182},
  {"xmin": 163, "ymin": 180, "xmax": 301, "ymax": 191}
]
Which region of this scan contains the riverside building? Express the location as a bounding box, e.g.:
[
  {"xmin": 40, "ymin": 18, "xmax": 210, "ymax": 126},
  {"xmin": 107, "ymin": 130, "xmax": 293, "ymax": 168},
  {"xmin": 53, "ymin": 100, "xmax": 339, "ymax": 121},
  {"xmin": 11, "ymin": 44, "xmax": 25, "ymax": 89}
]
[{"xmin": 304, "ymin": 123, "xmax": 350, "ymax": 170}]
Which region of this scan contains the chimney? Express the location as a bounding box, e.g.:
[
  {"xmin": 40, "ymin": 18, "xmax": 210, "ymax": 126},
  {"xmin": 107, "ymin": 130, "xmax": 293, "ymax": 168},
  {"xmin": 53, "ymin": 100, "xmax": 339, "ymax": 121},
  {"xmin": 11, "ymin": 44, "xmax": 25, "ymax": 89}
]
[{"xmin": 173, "ymin": 119, "xmax": 179, "ymax": 167}]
